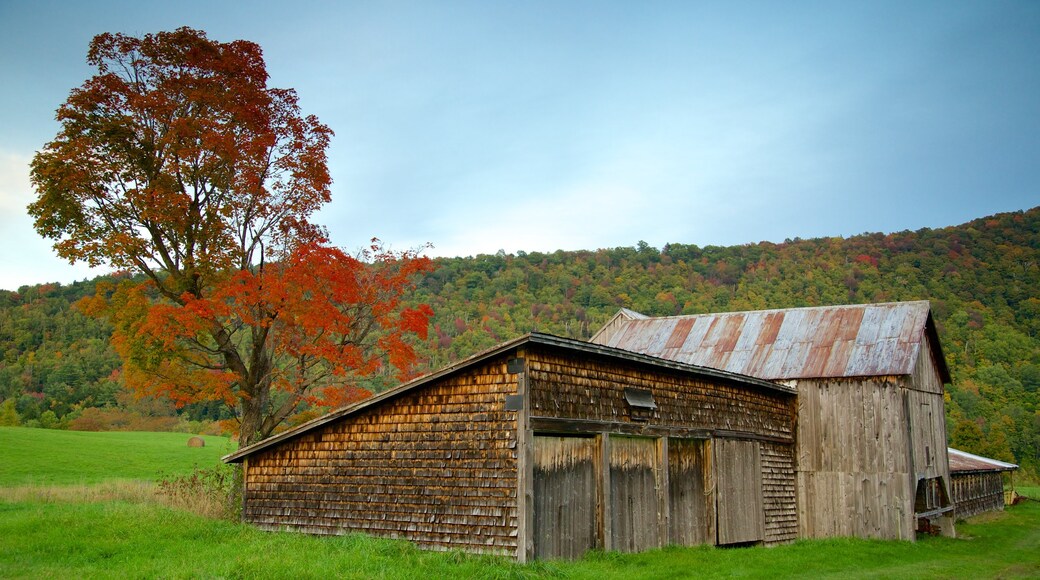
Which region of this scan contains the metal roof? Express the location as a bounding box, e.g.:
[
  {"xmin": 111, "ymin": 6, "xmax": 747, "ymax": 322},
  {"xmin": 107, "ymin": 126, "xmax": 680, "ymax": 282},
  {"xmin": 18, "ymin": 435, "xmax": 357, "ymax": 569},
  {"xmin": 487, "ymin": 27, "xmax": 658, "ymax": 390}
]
[
  {"xmin": 591, "ymin": 301, "xmax": 951, "ymax": 382},
  {"xmin": 223, "ymin": 332, "xmax": 792, "ymax": 464},
  {"xmin": 948, "ymin": 447, "xmax": 1018, "ymax": 473}
]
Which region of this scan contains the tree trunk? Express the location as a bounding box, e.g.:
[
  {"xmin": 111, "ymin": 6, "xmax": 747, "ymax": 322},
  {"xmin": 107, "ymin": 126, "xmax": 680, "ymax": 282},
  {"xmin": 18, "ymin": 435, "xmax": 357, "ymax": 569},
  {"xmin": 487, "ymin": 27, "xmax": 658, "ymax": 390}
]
[{"xmin": 238, "ymin": 391, "xmax": 266, "ymax": 448}]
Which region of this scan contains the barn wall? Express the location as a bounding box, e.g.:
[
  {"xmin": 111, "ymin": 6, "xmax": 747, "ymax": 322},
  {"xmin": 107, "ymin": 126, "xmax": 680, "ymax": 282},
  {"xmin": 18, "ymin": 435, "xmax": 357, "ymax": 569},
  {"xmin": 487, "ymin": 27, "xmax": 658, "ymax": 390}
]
[
  {"xmin": 525, "ymin": 348, "xmax": 798, "ymax": 547},
  {"xmin": 906, "ymin": 339, "xmax": 952, "ymax": 484},
  {"xmin": 762, "ymin": 441, "xmax": 798, "ymax": 543},
  {"xmin": 527, "ymin": 349, "xmax": 793, "ymax": 441},
  {"xmin": 951, "ymin": 472, "xmax": 1006, "ymax": 519},
  {"xmin": 903, "ymin": 340, "xmax": 955, "ymax": 535},
  {"xmin": 242, "ymin": 357, "xmax": 520, "ymax": 554},
  {"xmin": 795, "ymin": 377, "xmax": 915, "ymax": 540}
]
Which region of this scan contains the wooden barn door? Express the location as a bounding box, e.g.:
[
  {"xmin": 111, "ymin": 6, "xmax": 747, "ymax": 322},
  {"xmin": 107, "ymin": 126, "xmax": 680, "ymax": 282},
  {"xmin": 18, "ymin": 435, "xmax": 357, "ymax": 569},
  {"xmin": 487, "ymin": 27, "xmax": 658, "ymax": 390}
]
[
  {"xmin": 668, "ymin": 438, "xmax": 713, "ymax": 546},
  {"xmin": 714, "ymin": 438, "xmax": 764, "ymax": 545},
  {"xmin": 609, "ymin": 436, "xmax": 661, "ymax": 553},
  {"xmin": 533, "ymin": 435, "xmax": 599, "ymax": 560}
]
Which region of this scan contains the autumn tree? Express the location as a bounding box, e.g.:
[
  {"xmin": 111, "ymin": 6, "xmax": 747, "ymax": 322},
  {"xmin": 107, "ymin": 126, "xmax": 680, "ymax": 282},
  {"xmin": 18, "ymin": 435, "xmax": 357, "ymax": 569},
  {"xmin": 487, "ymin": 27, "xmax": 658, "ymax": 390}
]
[{"xmin": 29, "ymin": 28, "xmax": 432, "ymax": 446}]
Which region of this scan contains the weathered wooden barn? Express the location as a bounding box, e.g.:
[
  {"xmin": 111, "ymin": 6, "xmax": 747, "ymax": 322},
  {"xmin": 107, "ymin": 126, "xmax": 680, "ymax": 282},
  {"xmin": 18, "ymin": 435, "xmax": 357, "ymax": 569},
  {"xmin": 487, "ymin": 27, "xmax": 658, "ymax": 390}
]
[
  {"xmin": 591, "ymin": 300, "xmax": 955, "ymax": 540},
  {"xmin": 224, "ymin": 333, "xmax": 798, "ymax": 561},
  {"xmin": 948, "ymin": 447, "xmax": 1018, "ymax": 519}
]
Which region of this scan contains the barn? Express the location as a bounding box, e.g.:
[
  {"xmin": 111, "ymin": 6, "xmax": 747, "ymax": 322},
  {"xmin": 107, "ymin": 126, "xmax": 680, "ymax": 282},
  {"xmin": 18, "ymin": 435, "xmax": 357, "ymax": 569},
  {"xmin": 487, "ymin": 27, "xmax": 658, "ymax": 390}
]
[
  {"xmin": 590, "ymin": 300, "xmax": 955, "ymax": 540},
  {"xmin": 948, "ymin": 447, "xmax": 1018, "ymax": 519},
  {"xmin": 224, "ymin": 332, "xmax": 798, "ymax": 561}
]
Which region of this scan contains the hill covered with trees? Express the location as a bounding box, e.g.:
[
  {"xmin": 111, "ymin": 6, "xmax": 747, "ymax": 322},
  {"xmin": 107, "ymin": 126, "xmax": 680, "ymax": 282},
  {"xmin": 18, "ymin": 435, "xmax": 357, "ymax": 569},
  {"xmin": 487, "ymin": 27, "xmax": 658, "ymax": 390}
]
[{"xmin": 2, "ymin": 206, "xmax": 1038, "ymax": 473}]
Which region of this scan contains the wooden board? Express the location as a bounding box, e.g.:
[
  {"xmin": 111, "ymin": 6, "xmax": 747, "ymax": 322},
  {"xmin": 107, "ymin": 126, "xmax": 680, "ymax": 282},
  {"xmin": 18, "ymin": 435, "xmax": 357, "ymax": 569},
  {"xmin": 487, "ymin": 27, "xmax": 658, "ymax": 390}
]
[
  {"xmin": 668, "ymin": 438, "xmax": 712, "ymax": 546},
  {"xmin": 532, "ymin": 435, "xmax": 598, "ymax": 560},
  {"xmin": 714, "ymin": 438, "xmax": 764, "ymax": 545},
  {"xmin": 609, "ymin": 436, "xmax": 660, "ymax": 553}
]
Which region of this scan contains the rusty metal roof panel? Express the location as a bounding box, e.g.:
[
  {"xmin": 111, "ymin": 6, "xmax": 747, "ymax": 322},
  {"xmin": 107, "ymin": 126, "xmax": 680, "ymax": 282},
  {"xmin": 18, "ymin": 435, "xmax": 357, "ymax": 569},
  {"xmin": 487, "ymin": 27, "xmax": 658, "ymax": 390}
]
[
  {"xmin": 734, "ymin": 313, "xmax": 763, "ymax": 353},
  {"xmin": 948, "ymin": 448, "xmax": 1018, "ymax": 473},
  {"xmin": 822, "ymin": 339, "xmax": 856, "ymax": 377},
  {"xmin": 724, "ymin": 346, "xmax": 754, "ymax": 375},
  {"xmin": 779, "ymin": 341, "xmax": 813, "ymax": 378},
  {"xmin": 642, "ymin": 318, "xmax": 679, "ymax": 355},
  {"xmin": 802, "ymin": 344, "xmax": 832, "ymax": 378},
  {"xmin": 771, "ymin": 310, "xmax": 800, "ymax": 351},
  {"xmin": 591, "ymin": 301, "xmax": 944, "ymax": 381}
]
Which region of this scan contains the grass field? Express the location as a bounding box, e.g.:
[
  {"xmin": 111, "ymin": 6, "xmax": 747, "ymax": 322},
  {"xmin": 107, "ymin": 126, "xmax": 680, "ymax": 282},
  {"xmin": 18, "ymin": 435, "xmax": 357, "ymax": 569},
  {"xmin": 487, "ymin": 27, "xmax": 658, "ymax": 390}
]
[
  {"xmin": 1, "ymin": 427, "xmax": 1038, "ymax": 578},
  {"xmin": 0, "ymin": 427, "xmax": 230, "ymax": 486}
]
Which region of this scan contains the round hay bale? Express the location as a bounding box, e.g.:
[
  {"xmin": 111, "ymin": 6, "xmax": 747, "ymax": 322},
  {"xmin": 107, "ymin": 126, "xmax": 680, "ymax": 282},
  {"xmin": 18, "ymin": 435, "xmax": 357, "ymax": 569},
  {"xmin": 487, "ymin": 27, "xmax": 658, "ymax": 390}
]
[{"xmin": 187, "ymin": 436, "xmax": 206, "ymax": 448}]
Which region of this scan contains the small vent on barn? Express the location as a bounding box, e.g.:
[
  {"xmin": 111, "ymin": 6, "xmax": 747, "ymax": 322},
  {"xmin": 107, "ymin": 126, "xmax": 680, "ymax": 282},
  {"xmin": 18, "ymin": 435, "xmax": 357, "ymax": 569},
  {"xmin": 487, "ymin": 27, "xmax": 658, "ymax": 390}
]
[
  {"xmin": 504, "ymin": 394, "xmax": 524, "ymax": 411},
  {"xmin": 624, "ymin": 387, "xmax": 657, "ymax": 421}
]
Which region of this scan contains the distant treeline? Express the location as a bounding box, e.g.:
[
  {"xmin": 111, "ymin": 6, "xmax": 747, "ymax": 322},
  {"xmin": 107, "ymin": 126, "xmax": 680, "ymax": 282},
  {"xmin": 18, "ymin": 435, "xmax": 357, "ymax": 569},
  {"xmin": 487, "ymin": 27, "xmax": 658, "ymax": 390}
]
[{"xmin": 2, "ymin": 207, "xmax": 1038, "ymax": 474}]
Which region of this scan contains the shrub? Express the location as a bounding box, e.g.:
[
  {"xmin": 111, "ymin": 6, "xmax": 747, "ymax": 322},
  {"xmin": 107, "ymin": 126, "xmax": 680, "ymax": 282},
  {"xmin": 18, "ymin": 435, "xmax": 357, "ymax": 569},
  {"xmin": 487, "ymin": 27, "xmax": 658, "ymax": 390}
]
[
  {"xmin": 156, "ymin": 463, "xmax": 242, "ymax": 521},
  {"xmin": 0, "ymin": 399, "xmax": 20, "ymax": 426},
  {"xmin": 67, "ymin": 407, "xmax": 180, "ymax": 432}
]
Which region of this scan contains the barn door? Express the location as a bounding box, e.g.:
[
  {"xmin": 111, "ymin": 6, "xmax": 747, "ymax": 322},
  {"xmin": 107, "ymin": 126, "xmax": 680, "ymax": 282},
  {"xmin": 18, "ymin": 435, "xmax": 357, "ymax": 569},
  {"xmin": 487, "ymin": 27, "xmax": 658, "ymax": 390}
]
[
  {"xmin": 609, "ymin": 436, "xmax": 660, "ymax": 553},
  {"xmin": 668, "ymin": 438, "xmax": 713, "ymax": 545},
  {"xmin": 533, "ymin": 435, "xmax": 598, "ymax": 560},
  {"xmin": 714, "ymin": 438, "xmax": 764, "ymax": 545}
]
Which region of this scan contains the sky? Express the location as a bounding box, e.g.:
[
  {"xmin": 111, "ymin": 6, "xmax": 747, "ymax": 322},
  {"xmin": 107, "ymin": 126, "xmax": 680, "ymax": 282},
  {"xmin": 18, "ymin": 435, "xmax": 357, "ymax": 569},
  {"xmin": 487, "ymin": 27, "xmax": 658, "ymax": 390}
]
[{"xmin": 1, "ymin": 1, "xmax": 1038, "ymax": 291}]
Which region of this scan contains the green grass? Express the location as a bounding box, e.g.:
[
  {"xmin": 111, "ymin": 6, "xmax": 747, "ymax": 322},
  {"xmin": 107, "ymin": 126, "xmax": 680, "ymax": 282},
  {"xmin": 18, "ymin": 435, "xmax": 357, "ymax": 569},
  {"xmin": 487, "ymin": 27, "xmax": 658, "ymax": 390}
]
[
  {"xmin": 0, "ymin": 499, "xmax": 1037, "ymax": 579},
  {"xmin": 0, "ymin": 427, "xmax": 230, "ymax": 485},
  {"xmin": 0, "ymin": 426, "xmax": 1037, "ymax": 578}
]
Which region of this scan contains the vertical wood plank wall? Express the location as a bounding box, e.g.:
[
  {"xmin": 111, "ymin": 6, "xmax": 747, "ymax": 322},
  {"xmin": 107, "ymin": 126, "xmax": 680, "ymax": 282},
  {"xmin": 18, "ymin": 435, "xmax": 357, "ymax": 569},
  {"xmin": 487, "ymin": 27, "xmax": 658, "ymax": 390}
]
[
  {"xmin": 526, "ymin": 347, "xmax": 798, "ymax": 547},
  {"xmin": 795, "ymin": 339, "xmax": 952, "ymax": 540},
  {"xmin": 608, "ymin": 436, "xmax": 660, "ymax": 553},
  {"xmin": 532, "ymin": 436, "xmax": 598, "ymax": 560},
  {"xmin": 796, "ymin": 377, "xmax": 914, "ymax": 540},
  {"xmin": 668, "ymin": 439, "xmax": 712, "ymax": 546},
  {"xmin": 715, "ymin": 439, "xmax": 764, "ymax": 545},
  {"xmin": 242, "ymin": 360, "xmax": 520, "ymax": 554},
  {"xmin": 907, "ymin": 339, "xmax": 952, "ymax": 487}
]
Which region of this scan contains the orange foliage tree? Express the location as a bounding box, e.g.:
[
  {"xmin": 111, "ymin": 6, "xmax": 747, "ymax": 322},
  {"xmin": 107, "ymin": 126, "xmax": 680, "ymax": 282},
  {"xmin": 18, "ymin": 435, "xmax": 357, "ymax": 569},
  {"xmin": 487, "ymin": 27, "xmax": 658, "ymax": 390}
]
[{"xmin": 29, "ymin": 28, "xmax": 432, "ymax": 446}]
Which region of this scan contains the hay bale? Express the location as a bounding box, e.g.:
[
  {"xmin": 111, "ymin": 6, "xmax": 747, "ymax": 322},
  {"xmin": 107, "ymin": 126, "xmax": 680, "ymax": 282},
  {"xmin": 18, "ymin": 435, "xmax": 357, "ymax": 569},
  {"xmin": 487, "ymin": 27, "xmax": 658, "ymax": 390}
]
[{"xmin": 187, "ymin": 436, "xmax": 206, "ymax": 448}]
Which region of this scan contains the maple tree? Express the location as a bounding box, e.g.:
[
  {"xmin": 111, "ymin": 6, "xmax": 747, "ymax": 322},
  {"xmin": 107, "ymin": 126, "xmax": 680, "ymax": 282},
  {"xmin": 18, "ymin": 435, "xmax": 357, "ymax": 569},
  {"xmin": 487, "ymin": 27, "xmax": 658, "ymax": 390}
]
[{"xmin": 28, "ymin": 27, "xmax": 432, "ymax": 446}]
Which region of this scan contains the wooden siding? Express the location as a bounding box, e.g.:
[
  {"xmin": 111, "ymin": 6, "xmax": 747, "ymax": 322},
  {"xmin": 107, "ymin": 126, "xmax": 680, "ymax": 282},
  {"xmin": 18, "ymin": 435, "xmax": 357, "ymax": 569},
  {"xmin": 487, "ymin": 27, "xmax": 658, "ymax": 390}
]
[
  {"xmin": 715, "ymin": 439, "xmax": 764, "ymax": 545},
  {"xmin": 909, "ymin": 334, "xmax": 945, "ymax": 395},
  {"xmin": 527, "ymin": 349, "xmax": 793, "ymax": 442},
  {"xmin": 668, "ymin": 438, "xmax": 713, "ymax": 546},
  {"xmin": 795, "ymin": 377, "xmax": 915, "ymax": 540},
  {"xmin": 905, "ymin": 340, "xmax": 952, "ymax": 485},
  {"xmin": 532, "ymin": 435, "xmax": 598, "ymax": 560},
  {"xmin": 524, "ymin": 347, "xmax": 798, "ymax": 552},
  {"xmin": 242, "ymin": 360, "xmax": 520, "ymax": 554},
  {"xmin": 951, "ymin": 472, "xmax": 1005, "ymax": 519},
  {"xmin": 762, "ymin": 441, "xmax": 798, "ymax": 543},
  {"xmin": 608, "ymin": 436, "xmax": 660, "ymax": 553}
]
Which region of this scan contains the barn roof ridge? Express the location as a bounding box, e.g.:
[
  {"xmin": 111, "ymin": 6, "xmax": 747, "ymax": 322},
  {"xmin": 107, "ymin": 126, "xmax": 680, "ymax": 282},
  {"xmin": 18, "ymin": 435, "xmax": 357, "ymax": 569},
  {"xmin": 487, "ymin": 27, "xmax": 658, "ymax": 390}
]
[
  {"xmin": 612, "ymin": 299, "xmax": 934, "ymax": 321},
  {"xmin": 223, "ymin": 331, "xmax": 791, "ymax": 464}
]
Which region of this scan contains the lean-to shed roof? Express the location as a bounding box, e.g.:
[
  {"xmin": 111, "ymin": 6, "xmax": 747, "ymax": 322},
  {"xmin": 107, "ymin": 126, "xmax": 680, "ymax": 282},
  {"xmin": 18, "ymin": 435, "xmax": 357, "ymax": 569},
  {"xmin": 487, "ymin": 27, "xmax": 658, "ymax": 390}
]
[
  {"xmin": 223, "ymin": 332, "xmax": 791, "ymax": 464},
  {"xmin": 590, "ymin": 300, "xmax": 951, "ymax": 383},
  {"xmin": 948, "ymin": 448, "xmax": 1019, "ymax": 474}
]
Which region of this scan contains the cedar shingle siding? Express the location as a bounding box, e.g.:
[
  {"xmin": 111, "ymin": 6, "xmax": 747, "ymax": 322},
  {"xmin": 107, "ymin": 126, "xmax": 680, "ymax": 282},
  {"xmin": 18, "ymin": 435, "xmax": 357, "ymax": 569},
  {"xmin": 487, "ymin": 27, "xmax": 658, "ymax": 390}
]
[{"xmin": 241, "ymin": 362, "xmax": 520, "ymax": 553}]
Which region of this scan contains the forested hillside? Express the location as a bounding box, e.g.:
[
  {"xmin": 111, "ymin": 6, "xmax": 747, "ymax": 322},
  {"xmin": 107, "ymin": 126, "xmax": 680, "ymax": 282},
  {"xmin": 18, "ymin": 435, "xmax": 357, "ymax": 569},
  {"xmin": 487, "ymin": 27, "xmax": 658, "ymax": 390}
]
[{"xmin": 2, "ymin": 207, "xmax": 1038, "ymax": 473}]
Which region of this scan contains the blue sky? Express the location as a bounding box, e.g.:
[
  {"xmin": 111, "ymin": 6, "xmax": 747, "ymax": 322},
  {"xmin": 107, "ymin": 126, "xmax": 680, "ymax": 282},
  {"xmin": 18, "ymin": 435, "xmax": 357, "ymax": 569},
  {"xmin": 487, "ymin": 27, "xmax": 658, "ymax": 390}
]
[{"xmin": 1, "ymin": 1, "xmax": 1038, "ymax": 291}]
